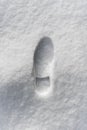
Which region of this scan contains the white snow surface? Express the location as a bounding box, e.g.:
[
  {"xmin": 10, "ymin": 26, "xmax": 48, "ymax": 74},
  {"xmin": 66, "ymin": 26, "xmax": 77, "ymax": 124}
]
[{"xmin": 0, "ymin": 0, "xmax": 87, "ymax": 130}]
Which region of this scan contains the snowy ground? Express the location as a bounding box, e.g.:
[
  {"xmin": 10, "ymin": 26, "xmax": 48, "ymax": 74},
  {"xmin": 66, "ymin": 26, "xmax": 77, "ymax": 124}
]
[{"xmin": 0, "ymin": 0, "xmax": 87, "ymax": 130}]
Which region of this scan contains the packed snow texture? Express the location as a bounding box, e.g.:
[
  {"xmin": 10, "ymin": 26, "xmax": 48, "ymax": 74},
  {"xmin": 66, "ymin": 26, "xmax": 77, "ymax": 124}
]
[{"xmin": 0, "ymin": 0, "xmax": 87, "ymax": 130}]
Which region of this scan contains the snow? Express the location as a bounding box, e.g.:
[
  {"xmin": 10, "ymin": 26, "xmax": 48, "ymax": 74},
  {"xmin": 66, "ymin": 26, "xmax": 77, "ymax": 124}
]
[{"xmin": 0, "ymin": 0, "xmax": 87, "ymax": 129}]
